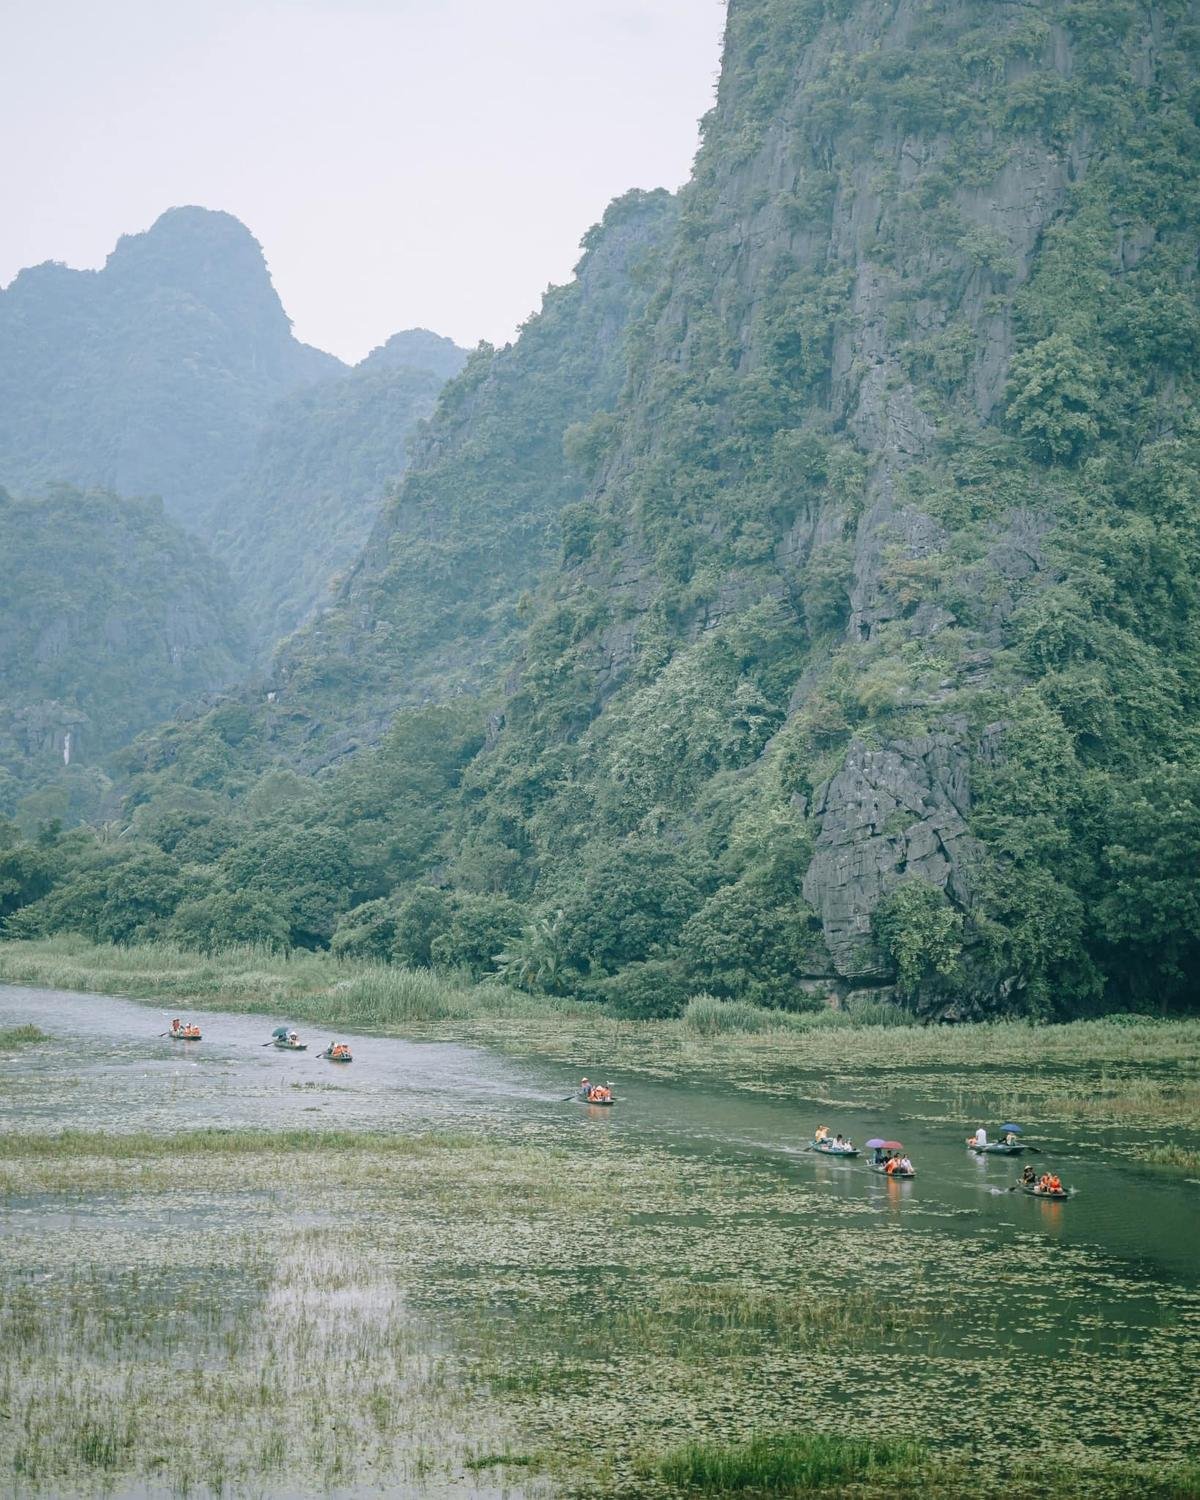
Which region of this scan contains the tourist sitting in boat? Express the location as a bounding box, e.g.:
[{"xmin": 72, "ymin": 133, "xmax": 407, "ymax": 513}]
[
  {"xmin": 814, "ymin": 1125, "xmax": 830, "ymax": 1143},
  {"xmin": 833, "ymin": 1134, "xmax": 849, "ymax": 1149},
  {"xmin": 884, "ymin": 1155, "xmax": 899, "ymax": 1174},
  {"xmin": 1036, "ymin": 1173, "xmax": 1064, "ymax": 1194},
  {"xmin": 967, "ymin": 1126, "xmax": 988, "ymax": 1148},
  {"xmin": 586, "ymin": 1084, "xmax": 612, "ymax": 1102},
  {"xmin": 898, "ymin": 1155, "xmax": 913, "ymax": 1174},
  {"xmin": 1003, "ymin": 1131, "xmax": 1019, "ymax": 1146}
]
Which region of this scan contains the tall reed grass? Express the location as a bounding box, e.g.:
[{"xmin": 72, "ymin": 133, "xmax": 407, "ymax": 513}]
[
  {"xmin": 0, "ymin": 1023, "xmax": 46, "ymax": 1047},
  {"xmin": 0, "ymin": 935, "xmax": 580, "ymax": 1030},
  {"xmin": 656, "ymin": 1431, "xmax": 930, "ymax": 1492}
]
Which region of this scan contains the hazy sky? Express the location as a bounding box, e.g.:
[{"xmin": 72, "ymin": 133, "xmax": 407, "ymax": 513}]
[{"xmin": 2, "ymin": 0, "xmax": 726, "ymax": 362}]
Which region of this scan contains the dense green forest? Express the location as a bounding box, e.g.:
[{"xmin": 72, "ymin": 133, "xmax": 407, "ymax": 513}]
[
  {"xmin": 0, "ymin": 486, "xmax": 249, "ymax": 823},
  {"xmin": 3, "ymin": 0, "xmax": 1198, "ymax": 1021}
]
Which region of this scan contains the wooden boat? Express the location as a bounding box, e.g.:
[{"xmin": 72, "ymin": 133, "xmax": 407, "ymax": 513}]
[
  {"xmin": 273, "ymin": 1039, "xmax": 307, "ymax": 1051},
  {"xmin": 868, "ymin": 1161, "xmax": 915, "ymax": 1177},
  {"xmin": 1020, "ymin": 1182, "xmax": 1068, "ymax": 1200},
  {"xmin": 577, "ymin": 1092, "xmax": 615, "ymax": 1106},
  {"xmin": 811, "ymin": 1139, "xmax": 859, "ymax": 1157},
  {"xmin": 169, "ymin": 1031, "xmax": 202, "ymax": 1041},
  {"xmin": 320, "ymin": 1050, "xmax": 352, "ymax": 1063},
  {"xmin": 970, "ymin": 1141, "xmax": 1025, "ymax": 1155}
]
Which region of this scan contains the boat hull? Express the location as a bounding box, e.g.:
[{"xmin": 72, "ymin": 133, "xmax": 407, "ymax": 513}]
[
  {"xmin": 868, "ymin": 1162, "xmax": 915, "ymax": 1177},
  {"xmin": 1020, "ymin": 1183, "xmax": 1068, "ymax": 1200},
  {"xmin": 273, "ymin": 1041, "xmax": 307, "ymax": 1051},
  {"xmin": 970, "ymin": 1143, "xmax": 1024, "ymax": 1155},
  {"xmin": 811, "ymin": 1141, "xmax": 859, "ymax": 1157}
]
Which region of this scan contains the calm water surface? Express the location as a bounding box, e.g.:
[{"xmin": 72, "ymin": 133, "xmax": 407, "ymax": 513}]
[
  {"xmin": 2, "ymin": 984, "xmax": 1195, "ymax": 1281},
  {"xmin": 1, "ymin": 984, "xmax": 1198, "ymax": 1495}
]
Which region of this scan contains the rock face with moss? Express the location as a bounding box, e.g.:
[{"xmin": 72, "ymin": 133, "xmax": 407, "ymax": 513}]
[{"xmin": 428, "ymin": 0, "xmax": 1200, "ymax": 1015}]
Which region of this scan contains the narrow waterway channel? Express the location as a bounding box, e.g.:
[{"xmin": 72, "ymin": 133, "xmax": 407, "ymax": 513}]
[
  {"xmin": 2, "ymin": 984, "xmax": 1196, "ymax": 1281},
  {"xmin": 2, "ymin": 983, "xmax": 1198, "ymax": 1497}
]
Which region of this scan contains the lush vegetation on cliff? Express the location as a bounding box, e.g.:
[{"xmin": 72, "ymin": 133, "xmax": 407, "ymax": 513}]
[
  {"xmin": 213, "ymin": 330, "xmax": 467, "ymax": 648},
  {"xmin": 3, "ymin": 1, "xmax": 1198, "ymax": 1022}
]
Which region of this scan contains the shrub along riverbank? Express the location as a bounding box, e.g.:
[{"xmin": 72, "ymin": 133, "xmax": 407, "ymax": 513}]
[{"xmin": 1, "ymin": 935, "xmax": 1198, "ymax": 1137}]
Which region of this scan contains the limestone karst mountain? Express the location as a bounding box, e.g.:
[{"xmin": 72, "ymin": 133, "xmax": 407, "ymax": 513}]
[
  {"xmin": 8, "ymin": 0, "xmax": 1199, "ymax": 1015},
  {"xmin": 287, "ymin": 0, "xmax": 1198, "ymax": 1013},
  {"xmin": 0, "ymin": 207, "xmax": 339, "ymax": 534},
  {"xmin": 0, "ymin": 210, "xmax": 467, "ymax": 654}
]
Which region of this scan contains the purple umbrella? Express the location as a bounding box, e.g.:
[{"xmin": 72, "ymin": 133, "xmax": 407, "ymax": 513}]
[{"xmin": 865, "ymin": 1138, "xmax": 887, "ymax": 1149}]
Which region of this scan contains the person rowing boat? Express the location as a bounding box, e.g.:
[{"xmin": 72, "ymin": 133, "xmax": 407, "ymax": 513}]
[{"xmin": 577, "ymin": 1078, "xmax": 615, "ymax": 1104}]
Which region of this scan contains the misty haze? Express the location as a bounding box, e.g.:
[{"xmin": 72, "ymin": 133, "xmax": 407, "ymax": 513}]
[{"xmin": 1, "ymin": 3, "xmax": 1197, "ymax": 1498}]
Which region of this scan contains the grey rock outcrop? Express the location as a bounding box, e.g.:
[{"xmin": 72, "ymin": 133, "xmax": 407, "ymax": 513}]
[{"xmin": 803, "ymin": 731, "xmax": 980, "ymax": 980}]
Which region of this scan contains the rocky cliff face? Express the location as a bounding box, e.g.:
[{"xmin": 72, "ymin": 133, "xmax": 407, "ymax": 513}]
[{"xmin": 451, "ymin": 0, "xmax": 1200, "ymax": 1012}]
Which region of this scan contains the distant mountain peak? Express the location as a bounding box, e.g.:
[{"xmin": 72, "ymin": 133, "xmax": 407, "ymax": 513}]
[
  {"xmin": 102, "ymin": 206, "xmax": 301, "ymax": 336},
  {"xmin": 0, "ymin": 207, "xmax": 342, "ymax": 533},
  {"xmin": 357, "ymin": 328, "xmax": 468, "ymax": 379}
]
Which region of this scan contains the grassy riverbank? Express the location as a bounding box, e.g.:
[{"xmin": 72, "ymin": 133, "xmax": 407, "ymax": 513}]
[{"xmin": 2, "ymin": 937, "xmax": 1199, "ymax": 1141}]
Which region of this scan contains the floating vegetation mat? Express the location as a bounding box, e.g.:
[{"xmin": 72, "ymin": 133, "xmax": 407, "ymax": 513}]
[{"xmin": 1, "ymin": 1122, "xmax": 1198, "ymax": 1498}]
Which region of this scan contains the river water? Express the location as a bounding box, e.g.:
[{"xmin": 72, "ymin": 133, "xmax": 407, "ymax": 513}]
[
  {"xmin": 2, "ymin": 984, "xmax": 1195, "ymax": 1279},
  {"xmin": 1, "ymin": 983, "xmax": 1198, "ymax": 1496}
]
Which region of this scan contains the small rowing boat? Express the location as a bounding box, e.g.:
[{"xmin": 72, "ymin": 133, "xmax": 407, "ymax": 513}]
[
  {"xmin": 811, "ymin": 1139, "xmax": 859, "ymax": 1157},
  {"xmin": 274, "ymin": 1039, "xmax": 307, "ymax": 1051},
  {"xmin": 320, "ymin": 1049, "xmax": 352, "ymax": 1063},
  {"xmin": 865, "ymin": 1139, "xmax": 914, "ymax": 1176},
  {"xmin": 1020, "ymin": 1182, "xmax": 1068, "ymax": 1200},
  {"xmin": 169, "ymin": 1030, "xmax": 202, "ymax": 1042},
  {"xmin": 969, "ymin": 1141, "xmax": 1025, "ymax": 1155},
  {"xmin": 578, "ymin": 1092, "xmax": 615, "ymax": 1106}
]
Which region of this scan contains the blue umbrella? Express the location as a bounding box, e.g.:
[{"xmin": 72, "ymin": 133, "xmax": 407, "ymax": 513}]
[{"xmin": 1000, "ymin": 1124, "xmax": 1024, "ymax": 1134}]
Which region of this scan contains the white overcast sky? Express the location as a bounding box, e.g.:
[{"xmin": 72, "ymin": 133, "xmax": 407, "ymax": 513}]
[{"xmin": 2, "ymin": 0, "xmax": 726, "ymax": 362}]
